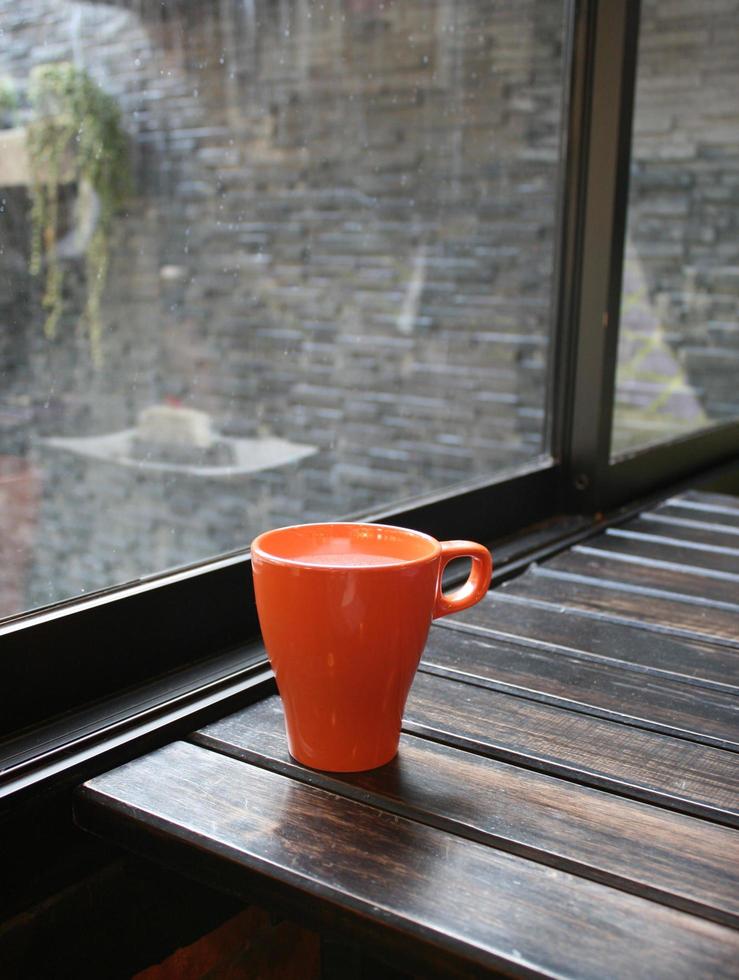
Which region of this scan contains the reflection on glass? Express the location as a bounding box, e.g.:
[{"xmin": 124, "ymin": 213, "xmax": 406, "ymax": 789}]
[
  {"xmin": 611, "ymin": 0, "xmax": 739, "ymax": 458},
  {"xmin": 0, "ymin": 0, "xmax": 567, "ymax": 618}
]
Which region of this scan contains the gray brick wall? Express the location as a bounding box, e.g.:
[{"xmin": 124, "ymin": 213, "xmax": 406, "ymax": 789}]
[
  {"xmin": 0, "ymin": 0, "xmax": 736, "ymax": 614},
  {"xmin": 613, "ymin": 0, "xmax": 739, "ymax": 452}
]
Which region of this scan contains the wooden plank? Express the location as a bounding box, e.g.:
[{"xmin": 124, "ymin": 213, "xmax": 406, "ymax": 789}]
[
  {"xmin": 635, "ymin": 512, "xmax": 739, "ymax": 551},
  {"xmin": 501, "ymin": 568, "xmax": 739, "ymax": 645},
  {"xmin": 419, "ymin": 628, "xmax": 739, "ymax": 750},
  {"xmin": 679, "ymin": 490, "xmax": 739, "ymax": 512},
  {"xmin": 75, "ymin": 741, "xmax": 739, "ymax": 979},
  {"xmin": 652, "ymin": 502, "xmax": 739, "ymax": 533},
  {"xmin": 543, "ymin": 548, "xmax": 739, "ymax": 608},
  {"xmin": 661, "ymin": 498, "xmax": 739, "ymax": 526},
  {"xmin": 403, "ymin": 671, "xmax": 739, "ymax": 825},
  {"xmin": 193, "ymin": 696, "xmax": 739, "ymax": 928},
  {"xmin": 443, "ymin": 593, "xmax": 739, "ymax": 693},
  {"xmin": 593, "ymin": 524, "xmax": 739, "ymax": 576}
]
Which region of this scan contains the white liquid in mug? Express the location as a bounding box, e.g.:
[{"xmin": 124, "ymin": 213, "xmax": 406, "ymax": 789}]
[{"xmin": 291, "ymin": 552, "xmax": 408, "ymax": 567}]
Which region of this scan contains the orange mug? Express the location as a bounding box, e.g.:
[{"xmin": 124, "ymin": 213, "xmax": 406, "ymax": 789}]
[{"xmin": 251, "ymin": 522, "xmax": 492, "ymax": 772}]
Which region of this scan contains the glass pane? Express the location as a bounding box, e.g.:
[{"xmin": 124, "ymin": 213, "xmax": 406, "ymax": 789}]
[
  {"xmin": 611, "ymin": 0, "xmax": 739, "ymax": 458},
  {"xmin": 0, "ymin": 0, "xmax": 567, "ymax": 619}
]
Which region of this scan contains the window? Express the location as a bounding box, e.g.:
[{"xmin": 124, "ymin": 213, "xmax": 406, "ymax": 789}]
[
  {"xmin": 1, "ymin": 1, "xmax": 737, "ymax": 792},
  {"xmin": 611, "ymin": 0, "xmax": 739, "ymax": 457},
  {"xmin": 1, "ymin": 0, "xmax": 567, "ymax": 621}
]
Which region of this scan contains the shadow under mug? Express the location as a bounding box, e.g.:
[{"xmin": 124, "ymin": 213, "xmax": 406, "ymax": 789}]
[{"xmin": 251, "ymin": 522, "xmax": 493, "ymax": 772}]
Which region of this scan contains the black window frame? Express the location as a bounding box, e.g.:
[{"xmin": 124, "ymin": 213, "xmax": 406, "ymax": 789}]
[{"xmin": 2, "ymin": 0, "xmax": 738, "ymax": 807}]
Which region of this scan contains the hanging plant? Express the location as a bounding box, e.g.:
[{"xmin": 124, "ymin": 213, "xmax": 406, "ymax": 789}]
[
  {"xmin": 26, "ymin": 62, "xmax": 131, "ymax": 364},
  {"xmin": 0, "ymin": 76, "xmax": 18, "ymax": 129}
]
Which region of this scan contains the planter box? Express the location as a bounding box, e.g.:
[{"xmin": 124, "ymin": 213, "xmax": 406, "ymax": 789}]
[
  {"xmin": 0, "ymin": 125, "xmax": 75, "ymax": 187},
  {"xmin": 0, "ymin": 127, "xmax": 30, "ymax": 186}
]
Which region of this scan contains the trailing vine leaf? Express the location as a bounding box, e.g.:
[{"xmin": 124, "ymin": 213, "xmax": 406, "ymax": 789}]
[
  {"xmin": 26, "ymin": 62, "xmax": 131, "ymax": 364},
  {"xmin": 0, "ymin": 76, "xmax": 19, "ymax": 127}
]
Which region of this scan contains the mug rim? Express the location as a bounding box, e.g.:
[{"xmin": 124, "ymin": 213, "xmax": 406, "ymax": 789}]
[{"xmin": 251, "ymin": 521, "xmax": 441, "ymax": 570}]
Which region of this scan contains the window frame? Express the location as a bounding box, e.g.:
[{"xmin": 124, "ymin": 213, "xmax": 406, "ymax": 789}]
[
  {"xmin": 1, "ymin": 0, "xmax": 738, "ymax": 807},
  {"xmin": 561, "ymin": 0, "xmax": 739, "ymax": 515}
]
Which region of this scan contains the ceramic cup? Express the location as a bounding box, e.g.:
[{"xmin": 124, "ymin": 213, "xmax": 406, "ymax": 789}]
[{"xmin": 251, "ymin": 522, "xmax": 492, "ymax": 772}]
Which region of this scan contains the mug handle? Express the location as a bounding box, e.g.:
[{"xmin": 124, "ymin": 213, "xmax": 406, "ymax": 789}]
[{"xmin": 433, "ymin": 541, "xmax": 493, "ymax": 619}]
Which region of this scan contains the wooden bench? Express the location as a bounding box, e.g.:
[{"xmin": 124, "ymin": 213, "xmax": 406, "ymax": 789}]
[{"xmin": 74, "ymin": 490, "xmax": 739, "ymax": 977}]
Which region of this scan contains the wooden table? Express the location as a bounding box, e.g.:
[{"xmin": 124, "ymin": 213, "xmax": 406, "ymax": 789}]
[{"xmin": 75, "ymin": 490, "xmax": 739, "ymax": 978}]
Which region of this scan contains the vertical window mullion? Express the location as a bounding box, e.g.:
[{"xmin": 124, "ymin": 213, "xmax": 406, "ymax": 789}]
[{"xmin": 559, "ymin": 0, "xmax": 641, "ymax": 513}]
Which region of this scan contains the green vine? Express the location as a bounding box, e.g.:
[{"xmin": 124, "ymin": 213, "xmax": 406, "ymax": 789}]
[
  {"xmin": 26, "ymin": 63, "xmax": 130, "ymax": 364},
  {"xmin": 0, "ymin": 77, "xmax": 18, "ymax": 127}
]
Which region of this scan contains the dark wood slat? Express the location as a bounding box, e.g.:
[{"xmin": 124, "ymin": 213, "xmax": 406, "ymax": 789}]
[
  {"xmin": 543, "ymin": 548, "xmax": 739, "ymax": 608},
  {"xmin": 653, "ymin": 502, "xmax": 739, "ymax": 533},
  {"xmin": 193, "ymin": 696, "xmax": 739, "ymax": 928},
  {"xmin": 679, "ymin": 490, "xmax": 739, "ymax": 513},
  {"xmin": 419, "ymin": 628, "xmax": 739, "ymax": 750},
  {"xmin": 443, "ymin": 593, "xmax": 739, "ymax": 693},
  {"xmin": 75, "ymin": 741, "xmax": 739, "ymax": 979},
  {"xmin": 654, "ymin": 494, "xmax": 739, "ymax": 528},
  {"xmin": 502, "ymin": 567, "xmax": 739, "ymax": 645},
  {"xmin": 404, "ymin": 671, "xmax": 739, "ymax": 825},
  {"xmin": 594, "ymin": 525, "xmax": 739, "ymax": 576},
  {"xmin": 636, "ymin": 512, "xmax": 739, "ymax": 550}
]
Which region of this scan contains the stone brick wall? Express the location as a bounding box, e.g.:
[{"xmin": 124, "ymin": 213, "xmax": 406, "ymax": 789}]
[
  {"xmin": 0, "ymin": 0, "xmax": 565, "ymax": 610},
  {"xmin": 0, "ymin": 0, "xmax": 736, "ymax": 612},
  {"xmin": 612, "ymin": 0, "xmax": 739, "ymax": 453}
]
